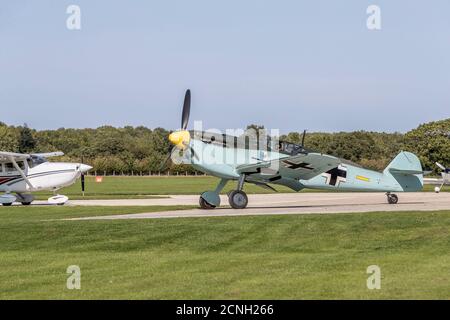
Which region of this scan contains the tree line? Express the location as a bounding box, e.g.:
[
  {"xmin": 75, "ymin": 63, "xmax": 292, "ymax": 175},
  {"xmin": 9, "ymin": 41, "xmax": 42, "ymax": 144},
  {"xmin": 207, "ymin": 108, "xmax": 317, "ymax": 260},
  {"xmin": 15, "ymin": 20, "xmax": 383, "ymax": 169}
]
[{"xmin": 0, "ymin": 119, "xmax": 449, "ymax": 175}]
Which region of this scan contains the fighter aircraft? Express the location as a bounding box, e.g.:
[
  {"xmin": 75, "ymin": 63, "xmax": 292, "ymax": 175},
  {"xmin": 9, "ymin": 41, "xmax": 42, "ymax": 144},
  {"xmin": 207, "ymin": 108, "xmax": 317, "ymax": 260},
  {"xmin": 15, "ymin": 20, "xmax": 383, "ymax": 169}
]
[
  {"xmin": 0, "ymin": 151, "xmax": 92, "ymax": 206},
  {"xmin": 434, "ymin": 162, "xmax": 450, "ymax": 193},
  {"xmin": 163, "ymin": 90, "xmax": 425, "ymax": 209}
]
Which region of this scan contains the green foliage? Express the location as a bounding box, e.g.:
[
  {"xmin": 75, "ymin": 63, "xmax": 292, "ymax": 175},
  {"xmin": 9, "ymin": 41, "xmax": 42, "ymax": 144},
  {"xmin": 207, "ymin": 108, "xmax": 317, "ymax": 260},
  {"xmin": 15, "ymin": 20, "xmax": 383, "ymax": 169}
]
[
  {"xmin": 404, "ymin": 118, "xmax": 450, "ymax": 173},
  {"xmin": 0, "ymin": 123, "xmax": 19, "ymax": 151},
  {"xmin": 0, "ymin": 119, "xmax": 448, "ymax": 174},
  {"xmin": 18, "ymin": 123, "xmax": 36, "ymax": 153}
]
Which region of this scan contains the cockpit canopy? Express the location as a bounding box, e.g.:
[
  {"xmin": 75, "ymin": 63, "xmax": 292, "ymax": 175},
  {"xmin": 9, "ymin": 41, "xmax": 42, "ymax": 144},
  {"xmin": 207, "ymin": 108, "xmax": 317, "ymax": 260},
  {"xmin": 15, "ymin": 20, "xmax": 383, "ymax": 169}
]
[{"xmin": 190, "ymin": 130, "xmax": 310, "ymax": 156}]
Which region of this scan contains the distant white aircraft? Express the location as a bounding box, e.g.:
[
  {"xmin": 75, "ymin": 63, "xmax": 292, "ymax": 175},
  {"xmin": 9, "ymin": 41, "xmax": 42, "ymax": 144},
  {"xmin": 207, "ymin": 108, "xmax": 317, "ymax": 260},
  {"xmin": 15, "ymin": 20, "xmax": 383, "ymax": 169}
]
[
  {"xmin": 0, "ymin": 151, "xmax": 92, "ymax": 206},
  {"xmin": 435, "ymin": 162, "xmax": 450, "ymax": 193}
]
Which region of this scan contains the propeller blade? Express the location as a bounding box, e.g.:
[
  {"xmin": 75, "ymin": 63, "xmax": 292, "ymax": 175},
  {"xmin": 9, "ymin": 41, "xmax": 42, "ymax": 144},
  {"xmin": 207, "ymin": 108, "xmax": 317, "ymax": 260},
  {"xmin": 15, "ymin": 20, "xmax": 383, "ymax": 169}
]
[
  {"xmin": 159, "ymin": 147, "xmax": 176, "ymax": 171},
  {"xmin": 81, "ymin": 155, "xmax": 85, "ymax": 196},
  {"xmin": 181, "ymin": 89, "xmax": 191, "ymax": 130},
  {"xmin": 436, "ymin": 162, "xmax": 446, "ymax": 171},
  {"xmin": 81, "ymin": 173, "xmax": 85, "ymax": 195}
]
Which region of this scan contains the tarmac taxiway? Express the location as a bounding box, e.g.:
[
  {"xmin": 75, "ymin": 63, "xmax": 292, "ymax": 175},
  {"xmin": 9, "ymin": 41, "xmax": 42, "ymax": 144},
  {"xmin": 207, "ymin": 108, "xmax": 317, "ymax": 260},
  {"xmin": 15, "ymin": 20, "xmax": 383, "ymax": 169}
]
[{"xmin": 63, "ymin": 192, "xmax": 450, "ymax": 220}]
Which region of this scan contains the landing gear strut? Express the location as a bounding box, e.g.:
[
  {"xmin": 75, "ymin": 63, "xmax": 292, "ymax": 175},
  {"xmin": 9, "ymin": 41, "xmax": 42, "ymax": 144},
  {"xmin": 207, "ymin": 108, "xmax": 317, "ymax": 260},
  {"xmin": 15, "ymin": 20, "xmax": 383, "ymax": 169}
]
[
  {"xmin": 228, "ymin": 175, "xmax": 248, "ymax": 209},
  {"xmin": 435, "ymin": 181, "xmax": 445, "ymax": 193},
  {"xmin": 386, "ymin": 193, "xmax": 398, "ymax": 204}
]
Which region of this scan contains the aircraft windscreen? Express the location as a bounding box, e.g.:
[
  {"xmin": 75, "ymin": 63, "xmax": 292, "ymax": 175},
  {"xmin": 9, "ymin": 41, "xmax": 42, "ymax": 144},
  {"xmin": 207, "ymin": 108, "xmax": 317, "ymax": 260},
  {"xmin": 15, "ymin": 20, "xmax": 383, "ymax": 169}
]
[{"xmin": 28, "ymin": 156, "xmax": 48, "ymax": 168}]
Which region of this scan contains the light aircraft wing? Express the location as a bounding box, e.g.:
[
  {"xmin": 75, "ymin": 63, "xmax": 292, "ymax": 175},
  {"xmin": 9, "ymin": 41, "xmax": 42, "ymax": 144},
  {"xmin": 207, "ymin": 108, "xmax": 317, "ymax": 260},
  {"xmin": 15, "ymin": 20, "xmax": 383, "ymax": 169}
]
[
  {"xmin": 31, "ymin": 152, "xmax": 64, "ymax": 158},
  {"xmin": 0, "ymin": 151, "xmax": 29, "ymax": 161},
  {"xmin": 236, "ymin": 152, "xmax": 341, "ymax": 180},
  {"xmin": 0, "ymin": 151, "xmax": 64, "ymax": 161}
]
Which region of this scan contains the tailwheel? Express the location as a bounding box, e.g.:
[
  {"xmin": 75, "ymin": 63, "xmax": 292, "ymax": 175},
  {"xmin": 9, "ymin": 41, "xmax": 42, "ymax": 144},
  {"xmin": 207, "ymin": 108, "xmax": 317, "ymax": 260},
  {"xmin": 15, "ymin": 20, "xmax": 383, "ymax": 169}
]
[
  {"xmin": 199, "ymin": 196, "xmax": 216, "ymax": 209},
  {"xmin": 387, "ymin": 193, "xmax": 398, "ymax": 204},
  {"xmin": 228, "ymin": 190, "xmax": 248, "ymax": 209}
]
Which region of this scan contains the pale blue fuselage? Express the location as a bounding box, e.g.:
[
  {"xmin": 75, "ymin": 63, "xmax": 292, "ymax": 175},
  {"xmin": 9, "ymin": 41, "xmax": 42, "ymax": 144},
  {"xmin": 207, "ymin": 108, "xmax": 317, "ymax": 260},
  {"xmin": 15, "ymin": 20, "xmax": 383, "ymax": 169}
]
[
  {"xmin": 300, "ymin": 163, "xmax": 422, "ymax": 193},
  {"xmin": 189, "ymin": 138, "xmax": 423, "ymax": 193}
]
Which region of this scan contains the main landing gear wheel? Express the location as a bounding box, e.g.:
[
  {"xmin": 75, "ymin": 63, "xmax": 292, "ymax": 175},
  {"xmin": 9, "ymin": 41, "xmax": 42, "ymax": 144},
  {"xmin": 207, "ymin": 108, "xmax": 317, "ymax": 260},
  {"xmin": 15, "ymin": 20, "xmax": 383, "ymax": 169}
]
[
  {"xmin": 387, "ymin": 193, "xmax": 398, "ymax": 204},
  {"xmin": 228, "ymin": 190, "xmax": 248, "ymax": 209},
  {"xmin": 2, "ymin": 203, "xmax": 12, "ymax": 206},
  {"xmin": 199, "ymin": 197, "xmax": 216, "ymax": 209},
  {"xmin": 21, "ymin": 202, "xmax": 32, "ymax": 206}
]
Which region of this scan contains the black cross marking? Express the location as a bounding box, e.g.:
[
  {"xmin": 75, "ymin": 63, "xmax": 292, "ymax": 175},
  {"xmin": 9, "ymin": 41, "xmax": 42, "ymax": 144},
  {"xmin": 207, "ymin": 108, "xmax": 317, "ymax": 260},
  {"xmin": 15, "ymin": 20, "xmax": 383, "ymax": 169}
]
[
  {"xmin": 283, "ymin": 161, "xmax": 314, "ymax": 170},
  {"xmin": 325, "ymin": 167, "xmax": 347, "ymax": 186}
]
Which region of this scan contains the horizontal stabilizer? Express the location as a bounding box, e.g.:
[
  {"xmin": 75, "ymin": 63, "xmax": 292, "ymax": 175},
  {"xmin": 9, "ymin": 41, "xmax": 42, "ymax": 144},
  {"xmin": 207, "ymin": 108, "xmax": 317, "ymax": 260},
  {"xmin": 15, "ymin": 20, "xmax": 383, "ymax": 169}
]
[{"xmin": 388, "ymin": 168, "xmax": 425, "ymax": 175}]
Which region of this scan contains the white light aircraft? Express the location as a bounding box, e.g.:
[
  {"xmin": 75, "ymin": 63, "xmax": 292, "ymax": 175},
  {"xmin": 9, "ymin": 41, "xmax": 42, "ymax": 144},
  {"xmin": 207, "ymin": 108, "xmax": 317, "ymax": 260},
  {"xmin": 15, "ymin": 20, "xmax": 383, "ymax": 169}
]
[{"xmin": 0, "ymin": 151, "xmax": 92, "ymax": 206}]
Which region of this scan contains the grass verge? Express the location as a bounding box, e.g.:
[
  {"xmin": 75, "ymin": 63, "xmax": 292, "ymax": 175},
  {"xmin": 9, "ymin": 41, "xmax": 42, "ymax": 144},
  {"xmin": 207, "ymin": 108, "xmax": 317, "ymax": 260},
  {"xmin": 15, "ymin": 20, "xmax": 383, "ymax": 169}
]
[{"xmin": 0, "ymin": 206, "xmax": 449, "ymax": 299}]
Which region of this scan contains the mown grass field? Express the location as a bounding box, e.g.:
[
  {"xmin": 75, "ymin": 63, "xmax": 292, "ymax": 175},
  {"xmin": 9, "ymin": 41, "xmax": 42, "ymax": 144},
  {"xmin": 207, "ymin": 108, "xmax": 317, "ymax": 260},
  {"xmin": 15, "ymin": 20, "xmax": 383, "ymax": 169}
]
[
  {"xmin": 0, "ymin": 206, "xmax": 449, "ymax": 299},
  {"xmin": 35, "ymin": 176, "xmax": 447, "ymax": 200},
  {"xmin": 35, "ymin": 176, "xmax": 295, "ymax": 200}
]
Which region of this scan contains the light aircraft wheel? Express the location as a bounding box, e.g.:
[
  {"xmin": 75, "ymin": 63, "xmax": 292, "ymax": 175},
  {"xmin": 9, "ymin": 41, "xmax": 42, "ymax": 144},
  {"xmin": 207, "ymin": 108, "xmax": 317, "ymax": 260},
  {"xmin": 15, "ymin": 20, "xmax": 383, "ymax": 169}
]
[
  {"xmin": 228, "ymin": 190, "xmax": 248, "ymax": 209},
  {"xmin": 21, "ymin": 202, "xmax": 32, "ymax": 206},
  {"xmin": 2, "ymin": 203, "xmax": 13, "ymax": 206},
  {"xmin": 387, "ymin": 194, "xmax": 398, "ymax": 204},
  {"xmin": 199, "ymin": 196, "xmax": 216, "ymax": 209}
]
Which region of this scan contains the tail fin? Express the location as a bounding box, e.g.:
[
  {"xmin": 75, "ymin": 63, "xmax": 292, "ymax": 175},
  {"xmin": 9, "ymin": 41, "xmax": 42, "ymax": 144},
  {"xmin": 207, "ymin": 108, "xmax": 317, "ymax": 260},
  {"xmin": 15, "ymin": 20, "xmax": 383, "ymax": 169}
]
[{"xmin": 383, "ymin": 151, "xmax": 424, "ymax": 191}]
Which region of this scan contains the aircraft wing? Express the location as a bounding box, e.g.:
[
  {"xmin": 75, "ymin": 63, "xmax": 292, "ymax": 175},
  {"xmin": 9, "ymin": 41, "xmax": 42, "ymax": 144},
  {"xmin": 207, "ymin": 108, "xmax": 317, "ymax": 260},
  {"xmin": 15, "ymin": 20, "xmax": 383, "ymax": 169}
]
[
  {"xmin": 236, "ymin": 152, "xmax": 341, "ymax": 181},
  {"xmin": 0, "ymin": 151, "xmax": 64, "ymax": 161},
  {"xmin": 31, "ymin": 152, "xmax": 64, "ymax": 158},
  {"xmin": 0, "ymin": 151, "xmax": 29, "ymax": 161}
]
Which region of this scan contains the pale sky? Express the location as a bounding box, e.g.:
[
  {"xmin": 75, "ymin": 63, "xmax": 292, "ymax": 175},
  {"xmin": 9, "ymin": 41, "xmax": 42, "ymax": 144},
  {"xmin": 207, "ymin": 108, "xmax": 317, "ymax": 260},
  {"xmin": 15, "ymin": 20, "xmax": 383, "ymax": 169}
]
[{"xmin": 0, "ymin": 0, "xmax": 449, "ymax": 133}]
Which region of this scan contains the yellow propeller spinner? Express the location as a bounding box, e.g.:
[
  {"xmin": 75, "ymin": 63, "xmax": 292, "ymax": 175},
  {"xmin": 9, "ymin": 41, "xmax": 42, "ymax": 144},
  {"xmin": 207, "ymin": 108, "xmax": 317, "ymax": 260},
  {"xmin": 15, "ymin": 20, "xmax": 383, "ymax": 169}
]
[{"xmin": 168, "ymin": 130, "xmax": 190, "ymax": 149}]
